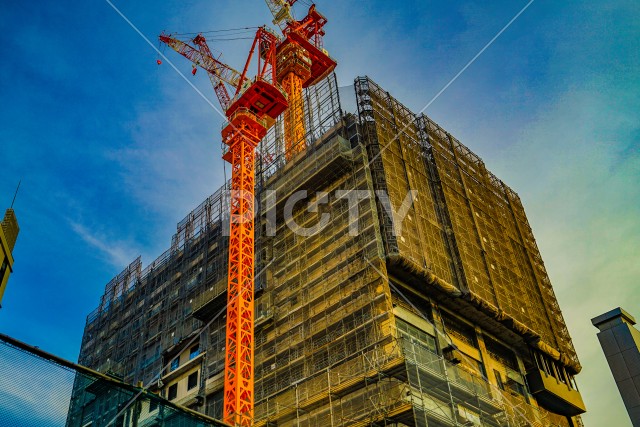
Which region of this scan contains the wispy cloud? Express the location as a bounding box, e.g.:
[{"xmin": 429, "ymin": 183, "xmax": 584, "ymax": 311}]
[
  {"xmin": 495, "ymin": 83, "xmax": 640, "ymax": 426},
  {"xmin": 0, "ymin": 345, "xmax": 74, "ymax": 425},
  {"xmin": 68, "ymin": 220, "xmax": 140, "ymax": 269}
]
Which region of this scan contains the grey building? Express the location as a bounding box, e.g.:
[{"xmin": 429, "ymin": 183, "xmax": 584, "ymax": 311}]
[{"xmin": 592, "ymin": 307, "xmax": 640, "ymax": 426}]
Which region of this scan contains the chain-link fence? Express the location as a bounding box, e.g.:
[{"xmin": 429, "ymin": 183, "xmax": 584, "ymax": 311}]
[{"xmin": 0, "ymin": 333, "xmax": 228, "ymax": 427}]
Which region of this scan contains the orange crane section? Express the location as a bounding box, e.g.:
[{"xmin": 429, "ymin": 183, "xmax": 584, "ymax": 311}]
[
  {"xmin": 266, "ymin": 1, "xmax": 336, "ymax": 161},
  {"xmin": 159, "ymin": 28, "xmax": 287, "ymax": 427},
  {"xmin": 276, "ymin": 42, "xmax": 310, "ymax": 161}
]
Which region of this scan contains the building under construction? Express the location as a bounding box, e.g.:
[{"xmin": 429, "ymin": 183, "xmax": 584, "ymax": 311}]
[
  {"xmin": 0, "ymin": 207, "xmax": 19, "ymax": 308},
  {"xmin": 74, "ymin": 74, "xmax": 586, "ymax": 427}
]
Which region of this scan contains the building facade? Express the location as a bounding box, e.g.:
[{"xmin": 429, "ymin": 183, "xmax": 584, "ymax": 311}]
[
  {"xmin": 0, "ymin": 208, "xmax": 19, "ymax": 308},
  {"xmin": 76, "ymin": 75, "xmax": 585, "ymax": 426}
]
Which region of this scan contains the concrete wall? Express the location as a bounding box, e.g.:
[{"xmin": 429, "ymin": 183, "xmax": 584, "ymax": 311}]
[{"xmin": 593, "ymin": 308, "xmax": 640, "ymax": 426}]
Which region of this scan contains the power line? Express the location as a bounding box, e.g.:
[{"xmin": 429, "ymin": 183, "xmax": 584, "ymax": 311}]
[
  {"xmin": 171, "ymin": 26, "xmax": 259, "ymax": 37},
  {"xmin": 202, "ymin": 36, "xmax": 254, "ymax": 42}
]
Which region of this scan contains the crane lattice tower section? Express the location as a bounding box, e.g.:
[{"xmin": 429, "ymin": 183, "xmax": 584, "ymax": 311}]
[{"xmin": 72, "ymin": 75, "xmax": 586, "ymax": 427}]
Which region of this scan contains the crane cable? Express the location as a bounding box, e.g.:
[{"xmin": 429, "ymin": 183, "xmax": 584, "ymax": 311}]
[{"xmin": 171, "ymin": 26, "xmax": 260, "ymax": 37}]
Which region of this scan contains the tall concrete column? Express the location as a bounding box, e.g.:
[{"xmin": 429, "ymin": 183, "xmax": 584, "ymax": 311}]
[{"xmin": 592, "ymin": 307, "xmax": 640, "ymax": 426}]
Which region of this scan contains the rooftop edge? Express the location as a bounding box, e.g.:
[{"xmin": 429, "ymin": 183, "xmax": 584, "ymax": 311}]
[{"xmin": 591, "ymin": 307, "xmax": 636, "ymax": 328}]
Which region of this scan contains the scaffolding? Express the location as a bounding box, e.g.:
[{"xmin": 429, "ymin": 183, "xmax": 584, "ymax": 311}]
[
  {"xmin": 77, "ymin": 74, "xmax": 583, "ymax": 426},
  {"xmin": 252, "ymin": 129, "xmax": 394, "ymax": 425},
  {"xmin": 78, "ymin": 75, "xmax": 347, "ymax": 418},
  {"xmin": 354, "ymin": 77, "xmax": 579, "ymax": 375},
  {"xmin": 80, "ymin": 183, "xmax": 231, "ymax": 387}
]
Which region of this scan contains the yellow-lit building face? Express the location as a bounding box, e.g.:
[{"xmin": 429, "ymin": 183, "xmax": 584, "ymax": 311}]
[{"xmin": 0, "ymin": 209, "xmax": 19, "ymax": 307}]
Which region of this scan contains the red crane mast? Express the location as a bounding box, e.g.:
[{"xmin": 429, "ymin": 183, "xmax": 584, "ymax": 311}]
[
  {"xmin": 265, "ymin": 1, "xmax": 337, "ymax": 160},
  {"xmin": 159, "ymin": 27, "xmax": 287, "ymax": 427}
]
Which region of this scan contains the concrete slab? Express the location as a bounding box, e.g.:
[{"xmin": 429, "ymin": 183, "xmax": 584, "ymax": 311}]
[
  {"xmin": 608, "ymin": 352, "xmax": 632, "ymax": 382},
  {"xmin": 618, "ymin": 378, "xmax": 640, "ymax": 408},
  {"xmin": 627, "ymin": 403, "xmax": 640, "ymax": 427},
  {"xmin": 597, "ymin": 329, "xmax": 621, "ymax": 357},
  {"xmin": 622, "ymin": 348, "xmax": 640, "ymax": 378},
  {"xmin": 615, "ymin": 325, "xmax": 639, "ymax": 352}
]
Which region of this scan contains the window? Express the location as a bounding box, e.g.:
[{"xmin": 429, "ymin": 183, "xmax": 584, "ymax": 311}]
[
  {"xmin": 485, "ymin": 338, "xmax": 517, "ymax": 370},
  {"xmin": 167, "ymin": 384, "xmax": 178, "ymax": 400},
  {"xmin": 396, "ymin": 319, "xmax": 437, "ymax": 354},
  {"xmin": 188, "ymin": 371, "xmax": 199, "ymax": 390},
  {"xmin": 442, "ymin": 314, "xmax": 477, "ymax": 347},
  {"xmin": 189, "ymin": 345, "xmax": 200, "ymax": 360},
  {"xmin": 206, "ymin": 390, "xmax": 224, "ymax": 419},
  {"xmin": 508, "ymin": 378, "xmax": 526, "ymax": 396},
  {"xmin": 149, "ymin": 399, "xmax": 158, "ymax": 412},
  {"xmin": 186, "ymin": 274, "xmax": 199, "ymax": 290},
  {"xmin": 494, "ymin": 370, "xmax": 504, "ymax": 390},
  {"xmin": 390, "ymin": 285, "xmax": 433, "ymax": 321},
  {"xmin": 170, "ymin": 358, "xmax": 179, "ymax": 371}
]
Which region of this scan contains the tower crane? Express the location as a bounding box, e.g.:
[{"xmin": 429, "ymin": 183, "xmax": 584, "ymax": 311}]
[
  {"xmin": 159, "ymin": 27, "xmax": 287, "ymax": 427},
  {"xmin": 265, "ymin": 1, "xmax": 337, "ymax": 161}
]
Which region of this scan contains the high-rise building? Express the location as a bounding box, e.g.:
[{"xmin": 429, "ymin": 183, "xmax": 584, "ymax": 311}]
[
  {"xmin": 592, "ymin": 307, "xmax": 640, "ymax": 426},
  {"xmin": 75, "ymin": 75, "xmax": 585, "ymax": 426},
  {"xmin": 0, "ymin": 208, "xmax": 19, "ymax": 308}
]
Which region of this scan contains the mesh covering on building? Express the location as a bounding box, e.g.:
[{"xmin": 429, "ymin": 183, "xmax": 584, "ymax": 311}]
[
  {"xmin": 0, "ymin": 333, "xmax": 226, "ymax": 427},
  {"xmin": 354, "ymin": 77, "xmax": 579, "ymax": 373},
  {"xmin": 80, "ymin": 182, "xmax": 231, "ymax": 388},
  {"xmin": 76, "ymin": 74, "xmax": 582, "ymax": 426}
]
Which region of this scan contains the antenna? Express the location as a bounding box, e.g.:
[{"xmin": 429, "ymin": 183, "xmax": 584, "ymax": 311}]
[{"xmin": 10, "ymin": 180, "xmax": 21, "ymax": 209}]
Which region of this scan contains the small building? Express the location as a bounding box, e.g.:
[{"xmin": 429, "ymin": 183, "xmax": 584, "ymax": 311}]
[{"xmin": 0, "ymin": 208, "xmax": 19, "ymax": 308}]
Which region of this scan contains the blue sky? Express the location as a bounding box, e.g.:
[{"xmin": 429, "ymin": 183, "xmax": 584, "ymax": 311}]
[
  {"xmin": 1, "ymin": 0, "xmax": 638, "ymax": 425},
  {"xmin": 0, "ymin": 342, "xmax": 74, "ymax": 427}
]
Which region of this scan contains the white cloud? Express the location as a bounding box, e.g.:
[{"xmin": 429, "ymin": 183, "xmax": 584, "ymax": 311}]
[
  {"xmin": 69, "ymin": 220, "xmax": 141, "ymax": 269},
  {"xmin": 494, "ymin": 84, "xmax": 640, "ymax": 426},
  {"xmin": 0, "ymin": 345, "xmax": 74, "ymax": 425}
]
